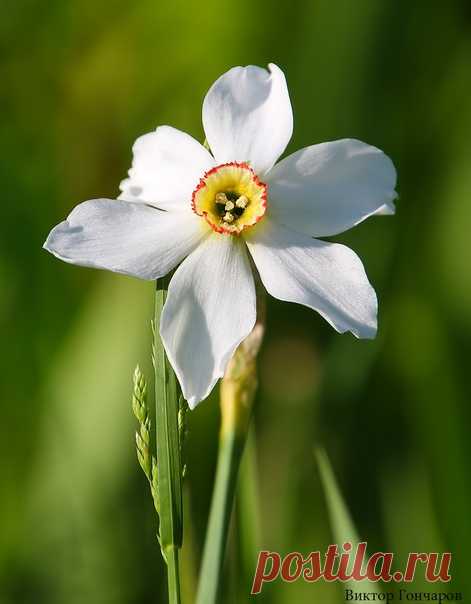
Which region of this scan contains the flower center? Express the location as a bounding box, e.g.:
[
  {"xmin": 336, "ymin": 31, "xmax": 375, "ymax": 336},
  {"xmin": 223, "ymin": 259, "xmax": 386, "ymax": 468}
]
[{"xmin": 191, "ymin": 162, "xmax": 267, "ymax": 234}]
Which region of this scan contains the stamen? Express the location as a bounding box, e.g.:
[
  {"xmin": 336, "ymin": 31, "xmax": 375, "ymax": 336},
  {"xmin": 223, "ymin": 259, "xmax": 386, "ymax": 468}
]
[
  {"xmin": 224, "ymin": 201, "xmax": 235, "ymax": 211},
  {"xmin": 236, "ymin": 195, "xmax": 249, "ymax": 209},
  {"xmin": 223, "ymin": 212, "xmax": 234, "ymax": 223},
  {"xmin": 215, "ymin": 192, "xmax": 228, "ymax": 205}
]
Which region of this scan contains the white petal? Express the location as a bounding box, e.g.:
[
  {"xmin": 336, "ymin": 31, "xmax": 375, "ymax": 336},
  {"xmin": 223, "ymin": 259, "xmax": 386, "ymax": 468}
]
[
  {"xmin": 119, "ymin": 126, "xmax": 215, "ymax": 211},
  {"xmin": 44, "ymin": 199, "xmax": 207, "ymax": 280},
  {"xmin": 160, "ymin": 234, "xmax": 256, "ymax": 408},
  {"xmin": 246, "ymin": 220, "xmax": 377, "ymax": 339},
  {"xmin": 266, "ymin": 139, "xmax": 397, "ymax": 237},
  {"xmin": 202, "ymin": 63, "xmax": 293, "ymax": 175}
]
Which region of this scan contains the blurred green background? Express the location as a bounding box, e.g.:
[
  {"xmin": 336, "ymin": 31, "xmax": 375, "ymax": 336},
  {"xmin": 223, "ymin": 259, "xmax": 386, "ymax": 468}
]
[{"xmin": 1, "ymin": 0, "xmax": 470, "ymax": 602}]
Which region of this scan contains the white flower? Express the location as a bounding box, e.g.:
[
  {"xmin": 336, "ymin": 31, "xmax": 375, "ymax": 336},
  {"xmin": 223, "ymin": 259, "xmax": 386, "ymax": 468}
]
[{"xmin": 44, "ymin": 63, "xmax": 397, "ymax": 409}]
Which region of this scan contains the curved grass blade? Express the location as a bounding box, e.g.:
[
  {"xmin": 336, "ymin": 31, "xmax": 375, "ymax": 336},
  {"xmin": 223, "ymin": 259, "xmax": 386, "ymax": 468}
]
[
  {"xmin": 154, "ymin": 276, "xmax": 183, "ymax": 604},
  {"xmin": 315, "ymin": 448, "xmax": 381, "ymax": 595}
]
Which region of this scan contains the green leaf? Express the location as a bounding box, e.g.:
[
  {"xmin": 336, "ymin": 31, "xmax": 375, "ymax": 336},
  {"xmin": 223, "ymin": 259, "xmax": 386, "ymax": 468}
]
[
  {"xmin": 154, "ymin": 276, "xmax": 183, "ymax": 603},
  {"xmin": 315, "ymin": 448, "xmax": 381, "ymax": 595}
]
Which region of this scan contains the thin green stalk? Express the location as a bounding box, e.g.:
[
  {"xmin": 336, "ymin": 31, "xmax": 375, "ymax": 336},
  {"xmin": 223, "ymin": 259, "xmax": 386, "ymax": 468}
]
[
  {"xmin": 237, "ymin": 424, "xmax": 262, "ymax": 589},
  {"xmin": 166, "ymin": 547, "xmax": 182, "ymax": 604},
  {"xmin": 196, "ymin": 311, "xmax": 265, "ymax": 604},
  {"xmin": 154, "ymin": 276, "xmax": 183, "ymax": 604},
  {"xmin": 196, "ymin": 427, "xmax": 247, "ymax": 604}
]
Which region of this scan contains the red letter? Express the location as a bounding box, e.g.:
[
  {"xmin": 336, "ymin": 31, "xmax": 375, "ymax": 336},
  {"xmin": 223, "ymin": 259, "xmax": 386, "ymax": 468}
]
[
  {"xmin": 404, "ymin": 552, "xmax": 428, "ymax": 582},
  {"xmin": 303, "ymin": 552, "xmax": 322, "ymax": 582},
  {"xmin": 281, "ymin": 552, "xmax": 303, "ymax": 582},
  {"xmin": 323, "ymin": 545, "xmax": 339, "ymax": 581},
  {"xmin": 425, "ymin": 553, "xmax": 452, "ymax": 582},
  {"xmin": 338, "ymin": 542, "xmax": 354, "ymax": 581},
  {"xmin": 365, "ymin": 552, "xmax": 393, "ymax": 581},
  {"xmin": 251, "ymin": 551, "xmax": 281, "ymax": 595},
  {"xmin": 351, "ymin": 542, "xmax": 368, "ymax": 580}
]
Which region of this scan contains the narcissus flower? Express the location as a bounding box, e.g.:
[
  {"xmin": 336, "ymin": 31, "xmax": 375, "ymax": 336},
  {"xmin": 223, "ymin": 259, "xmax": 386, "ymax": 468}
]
[{"xmin": 44, "ymin": 63, "xmax": 397, "ymax": 408}]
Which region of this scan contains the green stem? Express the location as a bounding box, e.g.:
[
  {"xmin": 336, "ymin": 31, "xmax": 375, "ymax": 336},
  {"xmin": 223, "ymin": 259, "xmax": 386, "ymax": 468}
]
[
  {"xmin": 154, "ymin": 276, "xmax": 183, "ymax": 604},
  {"xmin": 166, "ymin": 546, "xmax": 182, "ymax": 604},
  {"xmin": 237, "ymin": 424, "xmax": 262, "ymax": 589},
  {"xmin": 196, "ymin": 309, "xmax": 265, "ymax": 604},
  {"xmin": 196, "ymin": 427, "xmax": 248, "ymax": 604}
]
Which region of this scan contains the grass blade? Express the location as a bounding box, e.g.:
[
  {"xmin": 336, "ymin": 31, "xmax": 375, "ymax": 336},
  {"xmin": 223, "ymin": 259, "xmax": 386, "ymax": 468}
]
[
  {"xmin": 315, "ymin": 447, "xmax": 381, "ymax": 595},
  {"xmin": 154, "ymin": 276, "xmax": 183, "ymax": 603}
]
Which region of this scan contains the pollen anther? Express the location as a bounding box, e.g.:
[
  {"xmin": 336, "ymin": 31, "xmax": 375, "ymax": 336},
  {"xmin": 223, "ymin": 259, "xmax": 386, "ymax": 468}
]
[
  {"xmin": 236, "ymin": 195, "xmax": 249, "ymax": 209},
  {"xmin": 215, "ymin": 192, "xmax": 228, "ymax": 204}
]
